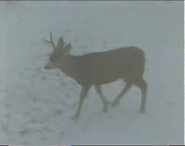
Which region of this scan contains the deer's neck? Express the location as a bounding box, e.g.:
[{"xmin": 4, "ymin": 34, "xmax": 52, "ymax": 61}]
[{"xmin": 60, "ymin": 54, "xmax": 79, "ymax": 79}]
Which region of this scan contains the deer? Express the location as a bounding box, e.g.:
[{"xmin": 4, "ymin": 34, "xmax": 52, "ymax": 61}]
[{"xmin": 42, "ymin": 32, "xmax": 147, "ymax": 120}]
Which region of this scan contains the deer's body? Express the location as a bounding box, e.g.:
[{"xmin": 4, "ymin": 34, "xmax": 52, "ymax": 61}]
[
  {"xmin": 61, "ymin": 47, "xmax": 145, "ymax": 86},
  {"xmin": 43, "ymin": 33, "xmax": 147, "ymax": 120}
]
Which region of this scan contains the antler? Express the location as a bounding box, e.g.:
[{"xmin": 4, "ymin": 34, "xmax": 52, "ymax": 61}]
[{"xmin": 42, "ymin": 32, "xmax": 56, "ymax": 50}]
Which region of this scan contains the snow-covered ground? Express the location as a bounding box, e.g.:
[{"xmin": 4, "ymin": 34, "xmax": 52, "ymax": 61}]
[{"xmin": 1, "ymin": 1, "xmax": 184, "ymax": 145}]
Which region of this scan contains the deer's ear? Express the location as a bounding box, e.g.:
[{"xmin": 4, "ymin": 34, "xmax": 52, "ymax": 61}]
[
  {"xmin": 63, "ymin": 43, "xmax": 71, "ymax": 56},
  {"xmin": 57, "ymin": 37, "xmax": 64, "ymax": 48}
]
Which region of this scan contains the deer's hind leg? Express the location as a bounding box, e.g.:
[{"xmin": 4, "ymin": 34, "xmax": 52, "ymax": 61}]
[
  {"xmin": 134, "ymin": 78, "xmax": 147, "ymax": 113},
  {"xmin": 95, "ymin": 85, "xmax": 109, "ymax": 112},
  {"xmin": 112, "ymin": 82, "xmax": 133, "ymax": 107}
]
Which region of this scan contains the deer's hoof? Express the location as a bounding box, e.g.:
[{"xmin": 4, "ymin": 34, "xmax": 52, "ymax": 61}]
[
  {"xmin": 138, "ymin": 109, "xmax": 145, "ymax": 113},
  {"xmin": 105, "ymin": 100, "xmax": 111, "ymax": 105},
  {"xmin": 111, "ymin": 100, "xmax": 119, "ymax": 108},
  {"xmin": 102, "ymin": 106, "xmax": 108, "ymax": 112},
  {"xmin": 71, "ymin": 114, "xmax": 80, "ymax": 120}
]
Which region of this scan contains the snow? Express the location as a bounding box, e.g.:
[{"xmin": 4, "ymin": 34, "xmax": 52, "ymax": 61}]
[{"xmin": 1, "ymin": 1, "xmax": 184, "ymax": 145}]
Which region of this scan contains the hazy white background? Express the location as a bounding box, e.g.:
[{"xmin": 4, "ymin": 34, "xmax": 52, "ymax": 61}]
[{"xmin": 1, "ymin": 1, "xmax": 184, "ymax": 145}]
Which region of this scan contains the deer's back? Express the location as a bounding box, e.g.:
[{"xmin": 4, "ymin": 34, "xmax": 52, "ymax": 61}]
[{"xmin": 76, "ymin": 46, "xmax": 145, "ymax": 85}]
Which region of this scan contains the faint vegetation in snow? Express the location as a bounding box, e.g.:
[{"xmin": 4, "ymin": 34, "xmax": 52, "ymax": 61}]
[{"xmin": 1, "ymin": 1, "xmax": 183, "ymax": 145}]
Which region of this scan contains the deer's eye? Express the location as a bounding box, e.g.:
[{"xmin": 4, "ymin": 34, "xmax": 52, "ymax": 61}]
[
  {"xmin": 49, "ymin": 57, "xmax": 57, "ymax": 62},
  {"xmin": 50, "ymin": 56, "xmax": 61, "ymax": 62}
]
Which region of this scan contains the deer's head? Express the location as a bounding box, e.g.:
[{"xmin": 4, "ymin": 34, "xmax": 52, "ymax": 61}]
[{"xmin": 43, "ymin": 32, "xmax": 71, "ymax": 70}]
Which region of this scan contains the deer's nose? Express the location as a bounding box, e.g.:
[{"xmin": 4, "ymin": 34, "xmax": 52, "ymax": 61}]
[{"xmin": 44, "ymin": 65, "xmax": 50, "ymax": 70}]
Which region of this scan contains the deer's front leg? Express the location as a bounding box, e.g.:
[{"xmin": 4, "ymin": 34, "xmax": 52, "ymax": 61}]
[{"xmin": 71, "ymin": 85, "xmax": 91, "ymax": 120}]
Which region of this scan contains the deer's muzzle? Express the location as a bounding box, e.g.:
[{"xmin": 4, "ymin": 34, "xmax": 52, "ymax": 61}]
[{"xmin": 44, "ymin": 65, "xmax": 51, "ymax": 70}]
